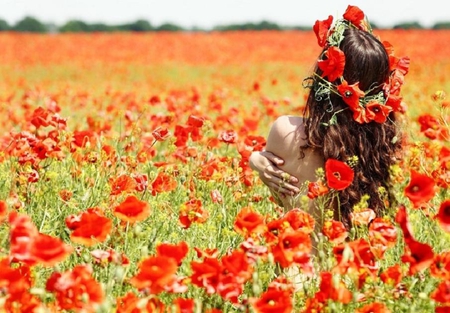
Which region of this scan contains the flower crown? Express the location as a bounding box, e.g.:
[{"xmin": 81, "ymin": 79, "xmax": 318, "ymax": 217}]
[{"xmin": 305, "ymin": 5, "xmax": 410, "ymax": 125}]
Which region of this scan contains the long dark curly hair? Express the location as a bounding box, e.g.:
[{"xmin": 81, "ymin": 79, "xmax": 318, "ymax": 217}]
[{"xmin": 302, "ymin": 28, "xmax": 403, "ymax": 227}]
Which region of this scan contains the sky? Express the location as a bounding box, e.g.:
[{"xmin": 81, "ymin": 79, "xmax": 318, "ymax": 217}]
[{"xmin": 1, "ymin": 0, "xmax": 448, "ymax": 29}]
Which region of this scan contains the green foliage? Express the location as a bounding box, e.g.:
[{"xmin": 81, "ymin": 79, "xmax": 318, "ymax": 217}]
[
  {"xmin": 117, "ymin": 19, "xmax": 153, "ymax": 32},
  {"xmin": 155, "ymin": 22, "xmax": 184, "ymax": 32},
  {"xmin": 0, "ymin": 19, "xmax": 9, "ymax": 31},
  {"xmin": 59, "ymin": 20, "xmax": 92, "ymax": 32},
  {"xmin": 393, "ymin": 21, "xmax": 424, "ymax": 29},
  {"xmin": 214, "ymin": 20, "xmax": 282, "ymax": 31},
  {"xmin": 432, "ymin": 22, "xmax": 450, "ymax": 29},
  {"xmin": 13, "ymin": 16, "xmax": 48, "ymax": 32}
]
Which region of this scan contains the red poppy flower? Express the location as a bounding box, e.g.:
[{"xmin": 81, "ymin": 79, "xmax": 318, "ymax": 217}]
[
  {"xmin": 0, "ymin": 200, "xmax": 7, "ymax": 223},
  {"xmin": 187, "ymin": 114, "xmax": 204, "ymax": 128},
  {"xmin": 117, "ymin": 293, "xmax": 166, "ymax": 313},
  {"xmin": 337, "ymin": 80, "xmax": 364, "ymax": 110},
  {"xmin": 173, "ymin": 298, "xmax": 195, "ymax": 313},
  {"xmin": 325, "ymin": 159, "xmax": 354, "ymax": 190},
  {"xmin": 271, "ymin": 229, "xmax": 311, "ymax": 268},
  {"xmin": 156, "ymin": 241, "xmax": 189, "ymax": 266},
  {"xmin": 402, "ymin": 239, "xmax": 434, "ymax": 275},
  {"xmin": 174, "ymin": 124, "xmax": 191, "ymax": 147},
  {"xmin": 152, "ymin": 126, "xmax": 170, "ymax": 141},
  {"xmin": 30, "ymin": 233, "xmax": 72, "ymax": 267},
  {"xmin": 380, "ymin": 264, "xmax": 403, "ymax": 286},
  {"xmin": 313, "ymin": 15, "xmax": 333, "ymax": 47},
  {"xmin": 365, "ymin": 101, "xmax": 393, "ymax": 124},
  {"xmin": 234, "ymin": 207, "xmax": 266, "ymax": 237},
  {"xmin": 315, "ymin": 271, "xmax": 352, "ymax": 304},
  {"xmin": 389, "ymin": 55, "xmax": 410, "ymax": 76},
  {"xmin": 322, "ymin": 219, "xmax": 348, "ymax": 244},
  {"xmin": 388, "ymin": 70, "xmax": 405, "ymax": 96},
  {"xmin": 191, "ymin": 257, "xmax": 223, "ymax": 294},
  {"xmin": 133, "ymin": 173, "xmax": 148, "ymax": 192},
  {"xmin": 130, "ymin": 255, "xmax": 178, "ymax": 293},
  {"xmin": 318, "ymin": 46, "xmax": 346, "ymax": 82},
  {"xmin": 395, "ymin": 205, "xmax": 413, "ymax": 242},
  {"xmin": 116, "ymin": 292, "xmax": 141, "ymax": 313},
  {"xmin": 404, "ymin": 170, "xmax": 436, "ymax": 208},
  {"xmin": 369, "ymin": 217, "xmax": 397, "ymax": 257},
  {"xmin": 435, "ymin": 306, "xmax": 450, "ymax": 313},
  {"xmin": 440, "ymin": 146, "xmax": 450, "ymax": 170},
  {"xmin": 356, "ymin": 302, "xmax": 391, "ymax": 313},
  {"xmin": 282, "ymin": 208, "xmax": 315, "ymax": 234},
  {"xmin": 9, "ymin": 212, "xmax": 39, "ymax": 264},
  {"xmin": 218, "ymin": 130, "xmax": 238, "ymax": 144},
  {"xmin": 0, "ymin": 258, "xmax": 36, "ymax": 308},
  {"xmin": 430, "ymin": 251, "xmax": 450, "ymax": 280},
  {"xmin": 67, "ymin": 208, "xmax": 113, "ymax": 246},
  {"xmin": 200, "ymin": 159, "xmax": 220, "ymax": 180},
  {"xmin": 91, "ymin": 248, "xmax": 129, "ymax": 265},
  {"xmin": 210, "ymin": 189, "xmax": 223, "ymax": 203},
  {"xmin": 418, "ymin": 113, "xmax": 440, "ymax": 132},
  {"xmin": 30, "ymin": 106, "xmax": 53, "ymax": 128},
  {"xmin": 386, "ymin": 94, "xmax": 404, "ymax": 113},
  {"xmin": 243, "ymin": 135, "xmax": 266, "ymax": 151},
  {"xmin": 343, "ymin": 5, "xmax": 365, "ymax": 29},
  {"xmin": 240, "ymin": 238, "xmax": 268, "ymax": 263},
  {"xmin": 46, "ymin": 265, "xmax": 104, "ymax": 311},
  {"xmin": 151, "ymin": 172, "xmax": 178, "ymax": 195},
  {"xmin": 221, "ymin": 249, "xmax": 253, "ymax": 283},
  {"xmin": 431, "ymin": 281, "xmax": 450, "ymax": 304},
  {"xmin": 9, "ymin": 212, "xmax": 72, "ymax": 266},
  {"xmin": 350, "ymin": 208, "xmax": 376, "ymax": 226},
  {"xmin": 59, "ymin": 189, "xmax": 73, "ymax": 201},
  {"xmin": 352, "ymin": 106, "xmax": 373, "ymax": 124},
  {"xmin": 250, "ymin": 288, "xmax": 293, "ymax": 313},
  {"xmin": 333, "ymin": 238, "xmax": 378, "ymax": 275},
  {"xmin": 436, "ymin": 200, "xmax": 450, "ymax": 232},
  {"xmin": 109, "ymin": 174, "xmax": 137, "ymax": 196},
  {"xmin": 194, "ymin": 247, "xmax": 219, "ymax": 259},
  {"xmin": 72, "ymin": 129, "xmax": 97, "ymax": 148},
  {"xmin": 307, "ymin": 180, "xmax": 329, "ymax": 199},
  {"xmin": 179, "ymin": 198, "xmax": 209, "ymax": 229},
  {"xmin": 113, "ymin": 195, "xmax": 151, "ymax": 223}
]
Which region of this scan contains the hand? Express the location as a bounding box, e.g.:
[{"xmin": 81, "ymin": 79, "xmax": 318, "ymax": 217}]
[{"xmin": 249, "ymin": 151, "xmax": 300, "ymax": 196}]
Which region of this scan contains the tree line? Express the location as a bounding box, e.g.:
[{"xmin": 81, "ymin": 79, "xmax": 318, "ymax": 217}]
[{"xmin": 1, "ymin": 16, "xmax": 450, "ymax": 33}]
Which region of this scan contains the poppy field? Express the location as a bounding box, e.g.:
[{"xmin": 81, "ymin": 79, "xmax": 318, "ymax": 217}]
[{"xmin": 0, "ymin": 29, "xmax": 450, "ymax": 312}]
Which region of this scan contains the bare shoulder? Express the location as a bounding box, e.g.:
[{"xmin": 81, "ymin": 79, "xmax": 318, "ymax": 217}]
[{"xmin": 266, "ymin": 115, "xmax": 306, "ymax": 158}]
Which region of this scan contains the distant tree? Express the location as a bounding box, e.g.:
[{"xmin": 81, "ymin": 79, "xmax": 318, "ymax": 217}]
[
  {"xmin": 393, "ymin": 21, "xmax": 424, "ymax": 29},
  {"xmin": 288, "ymin": 25, "xmax": 311, "ymax": 31},
  {"xmin": 89, "ymin": 23, "xmax": 117, "ymax": 32},
  {"xmin": 118, "ymin": 19, "xmax": 153, "ymax": 32},
  {"xmin": 432, "ymin": 22, "xmax": 450, "ymax": 29},
  {"xmin": 155, "ymin": 23, "xmax": 184, "ymax": 32},
  {"xmin": 0, "ymin": 19, "xmax": 10, "ymax": 31},
  {"xmin": 59, "ymin": 20, "xmax": 91, "ymax": 32},
  {"xmin": 214, "ymin": 20, "xmax": 282, "ymax": 31},
  {"xmin": 257, "ymin": 20, "xmax": 281, "ymax": 30},
  {"xmin": 13, "ymin": 16, "xmax": 47, "ymax": 32}
]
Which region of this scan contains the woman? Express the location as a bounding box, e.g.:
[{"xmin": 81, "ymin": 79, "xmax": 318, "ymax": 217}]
[{"xmin": 249, "ymin": 5, "xmax": 408, "ymax": 229}]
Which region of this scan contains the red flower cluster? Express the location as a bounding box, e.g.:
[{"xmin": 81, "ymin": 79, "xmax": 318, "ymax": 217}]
[
  {"xmin": 313, "ymin": 5, "xmax": 410, "ymax": 124},
  {"xmin": 66, "ymin": 207, "xmax": 113, "ymax": 246},
  {"xmin": 46, "ymin": 265, "xmax": 104, "ymax": 311},
  {"xmin": 9, "ymin": 211, "xmax": 72, "ymax": 266}
]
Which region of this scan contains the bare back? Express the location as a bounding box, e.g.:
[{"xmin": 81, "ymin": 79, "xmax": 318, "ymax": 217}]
[{"xmin": 265, "ymin": 115, "xmax": 324, "ymax": 211}]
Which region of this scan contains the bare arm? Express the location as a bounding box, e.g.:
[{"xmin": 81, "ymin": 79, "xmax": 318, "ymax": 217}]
[{"xmin": 249, "ymin": 116, "xmax": 304, "ymax": 196}]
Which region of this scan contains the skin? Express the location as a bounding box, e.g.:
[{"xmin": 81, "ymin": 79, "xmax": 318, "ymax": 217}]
[{"xmin": 249, "ymin": 115, "xmax": 324, "ymax": 212}]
